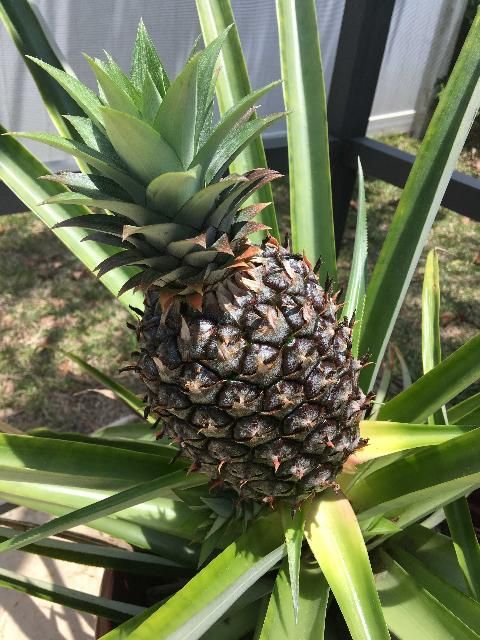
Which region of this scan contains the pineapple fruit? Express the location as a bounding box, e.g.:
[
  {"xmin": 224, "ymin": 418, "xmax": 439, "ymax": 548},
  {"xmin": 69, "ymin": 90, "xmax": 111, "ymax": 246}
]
[{"xmin": 17, "ymin": 22, "xmax": 369, "ymax": 506}]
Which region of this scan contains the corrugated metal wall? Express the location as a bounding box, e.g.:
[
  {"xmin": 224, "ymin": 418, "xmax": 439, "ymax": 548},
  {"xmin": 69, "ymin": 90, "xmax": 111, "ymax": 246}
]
[
  {"xmin": 0, "ymin": 0, "xmax": 466, "ymax": 167},
  {"xmin": 369, "ymin": 0, "xmax": 466, "ymax": 134}
]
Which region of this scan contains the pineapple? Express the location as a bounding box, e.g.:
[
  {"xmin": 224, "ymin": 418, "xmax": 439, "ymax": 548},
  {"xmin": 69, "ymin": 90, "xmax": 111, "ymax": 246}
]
[{"xmin": 17, "ymin": 22, "xmax": 369, "ymax": 506}]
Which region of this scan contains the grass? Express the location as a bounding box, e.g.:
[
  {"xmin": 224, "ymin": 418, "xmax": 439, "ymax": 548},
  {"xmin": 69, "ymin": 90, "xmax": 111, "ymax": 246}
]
[
  {"xmin": 0, "ymin": 134, "xmax": 479, "ymax": 431},
  {"xmin": 0, "ymin": 219, "xmax": 140, "ymax": 431}
]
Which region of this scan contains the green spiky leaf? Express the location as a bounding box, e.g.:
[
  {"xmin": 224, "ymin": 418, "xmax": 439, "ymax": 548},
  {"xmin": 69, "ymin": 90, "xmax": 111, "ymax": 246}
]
[
  {"xmin": 258, "ymin": 558, "xmax": 329, "ymax": 640},
  {"xmin": 102, "ymin": 107, "xmax": 183, "ymax": 183},
  {"xmin": 147, "ymin": 166, "xmax": 203, "ymax": 213},
  {"xmin": 0, "ymin": 566, "xmax": 144, "ymax": 623},
  {"xmin": 43, "ymin": 191, "xmax": 158, "ymax": 226},
  {"xmin": 11, "ymin": 130, "xmax": 145, "ymax": 201},
  {"xmin": 153, "ymin": 55, "xmax": 199, "ymax": 168},
  {"xmin": 305, "ymin": 490, "xmax": 389, "ymax": 640},
  {"xmin": 130, "ymin": 19, "xmax": 170, "ymax": 97},
  {"xmin": 205, "ymin": 113, "xmax": 284, "ymax": 184},
  {"xmin": 141, "ymin": 69, "xmax": 163, "ymax": 123},
  {"xmin": 344, "ymin": 159, "xmax": 368, "ymax": 356},
  {"xmin": 85, "ymin": 54, "xmax": 140, "ymax": 117},
  {"xmin": 282, "ymin": 507, "xmax": 305, "ymax": 622},
  {"xmin": 192, "ymin": 84, "xmax": 283, "ymax": 178},
  {"xmin": 27, "ymin": 55, "xmax": 105, "ymax": 129}
]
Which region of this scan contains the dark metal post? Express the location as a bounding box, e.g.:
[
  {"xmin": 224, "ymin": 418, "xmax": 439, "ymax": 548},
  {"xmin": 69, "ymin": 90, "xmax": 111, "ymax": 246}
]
[{"xmin": 328, "ymin": 0, "xmax": 396, "ymax": 248}]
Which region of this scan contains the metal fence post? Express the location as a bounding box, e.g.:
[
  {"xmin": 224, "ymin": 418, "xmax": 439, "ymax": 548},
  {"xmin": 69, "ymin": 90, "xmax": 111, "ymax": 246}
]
[{"xmin": 328, "ymin": 0, "xmax": 396, "ymax": 248}]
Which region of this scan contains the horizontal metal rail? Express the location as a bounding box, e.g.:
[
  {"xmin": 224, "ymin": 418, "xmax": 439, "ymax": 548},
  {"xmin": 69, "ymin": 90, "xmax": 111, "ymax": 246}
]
[
  {"xmin": 2, "ymin": 143, "xmax": 479, "ymax": 224},
  {"xmin": 347, "ymin": 137, "xmax": 480, "ymax": 222},
  {"xmin": 266, "ymin": 139, "xmax": 480, "ymax": 224}
]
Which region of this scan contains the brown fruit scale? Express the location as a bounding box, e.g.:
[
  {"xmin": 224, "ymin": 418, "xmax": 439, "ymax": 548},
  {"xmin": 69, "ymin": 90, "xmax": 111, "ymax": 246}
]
[{"xmin": 135, "ymin": 238, "xmax": 369, "ymax": 506}]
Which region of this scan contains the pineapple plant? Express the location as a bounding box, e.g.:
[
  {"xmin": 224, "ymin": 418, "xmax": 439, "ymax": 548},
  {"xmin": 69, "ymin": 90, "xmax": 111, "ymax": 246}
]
[
  {"xmin": 0, "ymin": 1, "xmax": 480, "ymax": 639},
  {"xmin": 12, "ymin": 22, "xmax": 369, "ymax": 506}
]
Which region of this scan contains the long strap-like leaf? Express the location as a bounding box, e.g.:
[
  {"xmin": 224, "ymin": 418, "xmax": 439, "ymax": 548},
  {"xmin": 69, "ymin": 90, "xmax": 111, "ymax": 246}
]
[
  {"xmin": 195, "ymin": 0, "xmax": 280, "ymax": 242},
  {"xmin": 0, "ymin": 432, "xmax": 182, "ymax": 490},
  {"xmin": 399, "ymin": 525, "xmax": 476, "ymax": 595},
  {"xmin": 0, "ymin": 0, "xmax": 145, "ymax": 310},
  {"xmin": 0, "ymin": 566, "xmax": 144, "ymax": 623},
  {"xmin": 388, "ymin": 545, "xmax": 480, "ymax": 634},
  {"xmin": 0, "ymin": 482, "xmax": 198, "ymax": 563},
  {"xmin": 378, "ymin": 332, "xmax": 480, "ymax": 423},
  {"xmin": 359, "ymin": 11, "xmax": 480, "ymax": 389},
  {"xmin": 421, "ymin": 250, "xmax": 442, "ymax": 396},
  {"xmin": 257, "ymin": 557, "xmax": 329, "ymax": 640},
  {"xmin": 275, "ymin": 0, "xmax": 336, "ymax": 282},
  {"xmin": 448, "ymin": 392, "xmax": 480, "ymax": 425},
  {"xmin": 344, "ymin": 159, "xmax": 368, "ymax": 354},
  {"xmin": 0, "ymin": 0, "xmax": 91, "ymax": 174},
  {"xmin": 0, "ymin": 470, "xmax": 204, "ymax": 554},
  {"xmin": 0, "ymin": 526, "xmax": 183, "ymax": 575},
  {"xmin": 0, "ymin": 0, "xmax": 84, "ymax": 138},
  {"xmin": 281, "ymin": 507, "xmax": 305, "ymax": 622},
  {"xmin": 61, "ymin": 350, "xmax": 154, "ymax": 422},
  {"xmin": 102, "ymin": 515, "xmax": 284, "ymax": 640},
  {"xmin": 421, "ymin": 249, "xmax": 480, "ymax": 600},
  {"xmin": 444, "ymin": 499, "xmax": 480, "ymax": 600},
  {"xmin": 377, "ymin": 550, "xmax": 480, "ymax": 640},
  {"xmin": 354, "ymin": 420, "xmax": 476, "ymax": 465},
  {"xmin": 348, "ymin": 427, "xmax": 480, "ymax": 519},
  {"xmin": 305, "ymin": 490, "xmax": 390, "ymax": 640}
]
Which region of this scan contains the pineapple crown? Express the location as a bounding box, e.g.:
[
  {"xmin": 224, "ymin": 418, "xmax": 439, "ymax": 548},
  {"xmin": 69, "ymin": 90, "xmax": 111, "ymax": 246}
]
[{"xmin": 13, "ymin": 20, "xmax": 282, "ymax": 300}]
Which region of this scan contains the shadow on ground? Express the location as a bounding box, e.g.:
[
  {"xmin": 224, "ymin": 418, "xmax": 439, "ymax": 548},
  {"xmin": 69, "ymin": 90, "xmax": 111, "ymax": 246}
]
[{"xmin": 0, "ymin": 217, "xmax": 142, "ymax": 432}]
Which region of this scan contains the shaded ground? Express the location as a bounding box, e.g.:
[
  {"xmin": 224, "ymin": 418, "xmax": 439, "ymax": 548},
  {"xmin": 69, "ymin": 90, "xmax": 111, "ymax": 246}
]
[
  {"xmin": 0, "ymin": 219, "xmax": 141, "ymax": 431},
  {"xmin": 0, "ymin": 135, "xmax": 479, "ymax": 431}
]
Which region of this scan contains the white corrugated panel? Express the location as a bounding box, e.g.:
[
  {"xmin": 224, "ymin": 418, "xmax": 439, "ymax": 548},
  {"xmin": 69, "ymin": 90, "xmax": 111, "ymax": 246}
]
[
  {"xmin": 0, "ymin": 0, "xmax": 465, "ymax": 166},
  {"xmin": 369, "ymin": 0, "xmax": 466, "ymax": 134}
]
